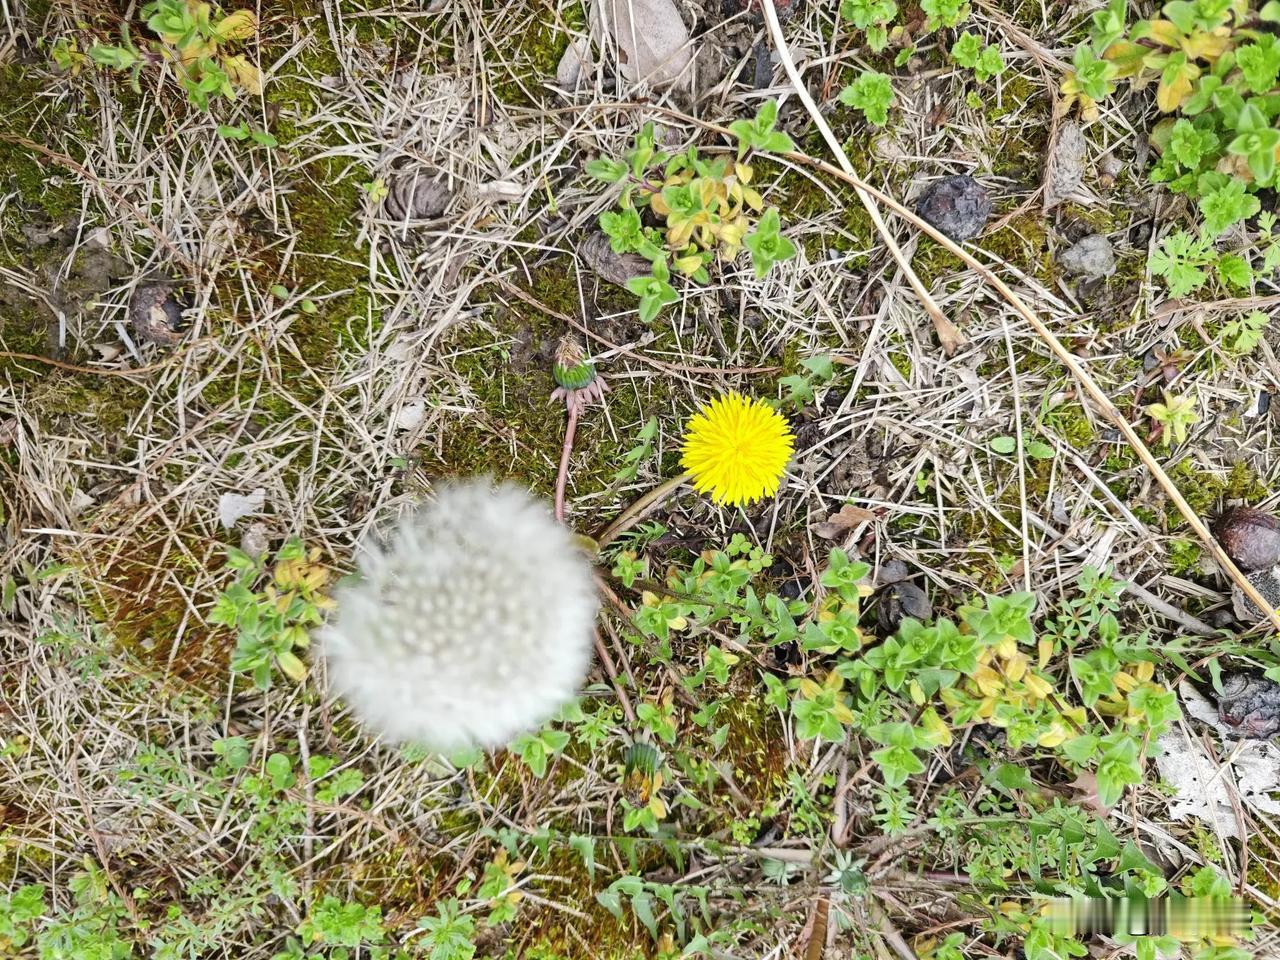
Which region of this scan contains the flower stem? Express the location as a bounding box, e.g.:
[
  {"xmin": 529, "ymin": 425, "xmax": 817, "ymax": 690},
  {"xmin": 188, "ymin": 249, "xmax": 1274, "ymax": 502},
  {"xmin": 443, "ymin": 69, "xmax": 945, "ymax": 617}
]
[
  {"xmin": 594, "ymin": 471, "xmax": 692, "ymax": 550},
  {"xmin": 555, "ymin": 405, "xmax": 579, "ymax": 524}
]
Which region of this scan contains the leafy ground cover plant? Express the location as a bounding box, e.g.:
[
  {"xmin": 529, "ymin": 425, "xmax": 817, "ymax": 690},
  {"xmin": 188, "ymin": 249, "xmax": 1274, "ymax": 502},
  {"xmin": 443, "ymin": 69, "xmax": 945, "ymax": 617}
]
[
  {"xmin": 75, "ymin": 0, "xmax": 262, "ymax": 109},
  {"xmin": 212, "ymin": 538, "xmax": 333, "ymax": 689},
  {"xmin": 1061, "ymin": 0, "xmax": 1280, "ymax": 298},
  {"xmin": 586, "ymin": 103, "xmax": 797, "ymax": 322},
  {"xmin": 598, "ymin": 538, "xmax": 1208, "ymax": 955}
]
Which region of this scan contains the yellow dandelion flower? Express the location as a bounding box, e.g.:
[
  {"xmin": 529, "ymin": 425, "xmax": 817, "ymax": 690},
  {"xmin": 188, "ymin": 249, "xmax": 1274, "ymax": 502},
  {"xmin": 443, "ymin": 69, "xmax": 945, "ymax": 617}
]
[{"xmin": 680, "ymin": 391, "xmax": 794, "ymax": 507}]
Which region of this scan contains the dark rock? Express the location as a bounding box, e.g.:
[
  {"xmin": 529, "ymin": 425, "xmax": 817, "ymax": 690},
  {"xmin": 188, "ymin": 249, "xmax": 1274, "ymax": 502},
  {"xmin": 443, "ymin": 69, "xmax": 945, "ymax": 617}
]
[
  {"xmin": 1205, "ymin": 608, "xmax": 1238, "ymax": 630},
  {"xmin": 1217, "ymin": 672, "xmax": 1280, "ymax": 739},
  {"xmin": 1214, "ymin": 506, "xmax": 1280, "ymax": 571},
  {"xmin": 772, "ymin": 639, "xmax": 801, "ymax": 668},
  {"xmin": 128, "ymin": 283, "xmax": 188, "ymax": 346},
  {"xmin": 915, "ymin": 175, "xmax": 992, "ymax": 242},
  {"xmin": 384, "ymin": 168, "xmax": 452, "ymax": 221},
  {"xmin": 777, "ymin": 578, "xmax": 807, "ymax": 601},
  {"xmin": 875, "ymin": 559, "xmax": 910, "ymax": 586},
  {"xmin": 877, "ymin": 581, "xmax": 932, "ymax": 633},
  {"xmin": 953, "ymin": 723, "xmax": 1006, "ymax": 763}
]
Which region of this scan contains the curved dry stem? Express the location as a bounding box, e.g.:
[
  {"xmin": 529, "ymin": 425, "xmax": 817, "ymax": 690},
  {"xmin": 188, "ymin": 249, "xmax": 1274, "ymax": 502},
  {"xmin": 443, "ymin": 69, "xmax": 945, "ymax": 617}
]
[
  {"xmin": 594, "ymin": 471, "xmax": 692, "ymax": 551},
  {"xmin": 555, "ymin": 405, "xmax": 579, "ymax": 524},
  {"xmin": 759, "ymin": 0, "xmax": 965, "ymax": 355}
]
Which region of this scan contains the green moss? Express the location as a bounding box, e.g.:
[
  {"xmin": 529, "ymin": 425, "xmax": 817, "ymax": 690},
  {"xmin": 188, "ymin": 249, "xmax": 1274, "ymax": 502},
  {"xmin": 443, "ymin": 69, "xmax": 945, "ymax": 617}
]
[
  {"xmin": 1167, "ymin": 539, "xmax": 1202, "ymax": 575},
  {"xmin": 0, "ymin": 66, "xmax": 84, "ymax": 224},
  {"xmin": 22, "ymin": 374, "xmax": 142, "ymax": 437},
  {"xmin": 485, "ymin": 1, "xmax": 587, "ymax": 106},
  {"xmin": 1046, "ymin": 403, "xmax": 1097, "ymax": 449},
  {"xmin": 76, "ymin": 527, "xmax": 231, "ymax": 693},
  {"xmin": 986, "ymin": 73, "xmax": 1038, "ymax": 120},
  {"xmin": 1166, "ymin": 460, "xmax": 1270, "ymax": 526}
]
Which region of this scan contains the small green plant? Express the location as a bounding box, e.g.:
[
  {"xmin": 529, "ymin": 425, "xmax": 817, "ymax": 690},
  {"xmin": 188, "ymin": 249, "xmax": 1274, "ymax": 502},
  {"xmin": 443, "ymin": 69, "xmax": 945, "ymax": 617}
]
[
  {"xmin": 587, "ymin": 102, "xmax": 797, "ymax": 322},
  {"xmin": 838, "ymin": 70, "xmax": 896, "ymax": 126},
  {"xmin": 509, "ymin": 725, "xmax": 572, "ymax": 778},
  {"xmin": 296, "ymin": 897, "xmax": 385, "ymax": 950},
  {"xmin": 1145, "ymin": 389, "xmax": 1200, "ymax": 446},
  {"xmin": 921, "ymin": 0, "xmax": 970, "ymax": 30},
  {"xmin": 0, "ymin": 884, "xmax": 45, "ymax": 952},
  {"xmin": 217, "ymin": 121, "xmax": 278, "ymax": 147},
  {"xmin": 415, "ymin": 900, "xmax": 477, "ymax": 960},
  {"xmin": 211, "ymin": 538, "xmax": 333, "ymax": 689},
  {"xmin": 950, "ymin": 31, "xmax": 1006, "ymax": 82},
  {"xmin": 612, "ymin": 417, "xmax": 660, "ymax": 486},
  {"xmin": 779, "ymin": 354, "xmax": 835, "ymax": 407},
  {"xmin": 82, "ymin": 0, "xmax": 261, "ymax": 109},
  {"xmin": 839, "ymin": 0, "xmax": 899, "ymax": 51},
  {"xmin": 1062, "ymin": 0, "xmax": 1280, "ymax": 298},
  {"xmin": 1148, "ymin": 229, "xmax": 1219, "ymax": 296},
  {"xmin": 1220, "ymin": 307, "xmax": 1269, "ymax": 352}
]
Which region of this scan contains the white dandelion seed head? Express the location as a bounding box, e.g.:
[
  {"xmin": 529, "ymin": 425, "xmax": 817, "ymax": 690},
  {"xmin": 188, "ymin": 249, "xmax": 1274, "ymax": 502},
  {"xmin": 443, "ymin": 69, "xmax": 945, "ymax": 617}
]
[{"xmin": 321, "ymin": 479, "xmax": 598, "ymax": 752}]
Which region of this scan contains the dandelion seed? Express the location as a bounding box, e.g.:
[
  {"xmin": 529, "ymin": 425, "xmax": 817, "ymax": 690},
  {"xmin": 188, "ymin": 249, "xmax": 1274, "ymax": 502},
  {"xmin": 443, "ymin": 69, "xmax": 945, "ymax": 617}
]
[
  {"xmin": 680, "ymin": 391, "xmax": 794, "ymax": 507},
  {"xmin": 321, "ymin": 480, "xmax": 598, "ymax": 752}
]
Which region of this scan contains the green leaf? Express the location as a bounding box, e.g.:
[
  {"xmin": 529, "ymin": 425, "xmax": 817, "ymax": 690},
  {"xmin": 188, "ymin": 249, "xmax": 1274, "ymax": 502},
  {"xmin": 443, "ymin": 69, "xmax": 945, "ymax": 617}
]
[
  {"xmin": 586, "ymin": 157, "xmax": 628, "ymax": 182},
  {"xmin": 568, "ymin": 835, "xmax": 596, "ymax": 879},
  {"xmin": 950, "ymin": 31, "xmax": 982, "ymax": 68},
  {"xmin": 989, "ymin": 435, "xmax": 1016, "ymax": 454},
  {"xmin": 1215, "ymin": 252, "xmax": 1253, "ymax": 289},
  {"xmin": 837, "ymin": 70, "xmax": 895, "ymax": 127},
  {"xmin": 1198, "ymin": 178, "xmax": 1260, "ymax": 237}
]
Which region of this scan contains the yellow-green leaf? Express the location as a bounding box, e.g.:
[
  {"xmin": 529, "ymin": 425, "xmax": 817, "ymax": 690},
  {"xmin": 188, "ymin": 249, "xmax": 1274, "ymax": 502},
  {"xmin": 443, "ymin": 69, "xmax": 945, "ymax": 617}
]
[
  {"xmin": 276, "ymin": 650, "xmax": 308, "ymax": 682},
  {"xmin": 214, "ymin": 9, "xmax": 258, "ymax": 41},
  {"xmin": 222, "ymin": 54, "xmax": 263, "ymax": 95}
]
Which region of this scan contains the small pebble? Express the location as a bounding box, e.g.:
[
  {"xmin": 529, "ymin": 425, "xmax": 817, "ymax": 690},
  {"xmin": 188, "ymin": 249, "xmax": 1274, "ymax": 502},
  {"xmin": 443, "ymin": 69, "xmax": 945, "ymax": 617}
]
[
  {"xmin": 240, "ymin": 522, "xmax": 271, "ymax": 561},
  {"xmin": 874, "ymin": 559, "xmax": 910, "ymax": 586},
  {"xmin": 1205, "ymin": 608, "xmax": 1238, "ymax": 630},
  {"xmin": 1058, "ymin": 234, "xmax": 1116, "ymax": 279},
  {"xmin": 578, "ymin": 231, "xmax": 651, "ymax": 287},
  {"xmin": 915, "ymin": 175, "xmax": 992, "ymax": 242},
  {"xmin": 384, "ymin": 169, "xmax": 452, "ymax": 221},
  {"xmin": 1214, "ymin": 506, "xmax": 1280, "ymax": 571}
]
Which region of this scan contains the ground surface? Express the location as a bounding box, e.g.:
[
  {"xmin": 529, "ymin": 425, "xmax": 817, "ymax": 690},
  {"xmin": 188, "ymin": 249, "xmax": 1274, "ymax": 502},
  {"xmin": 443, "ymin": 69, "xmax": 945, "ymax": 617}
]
[{"xmin": 4, "ymin": 0, "xmax": 1280, "ymax": 958}]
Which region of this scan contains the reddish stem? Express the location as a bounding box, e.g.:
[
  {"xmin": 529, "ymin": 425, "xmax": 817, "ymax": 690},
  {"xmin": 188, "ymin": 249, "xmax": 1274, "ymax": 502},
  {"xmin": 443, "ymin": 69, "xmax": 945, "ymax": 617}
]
[{"xmin": 555, "ymin": 404, "xmax": 579, "ymax": 523}]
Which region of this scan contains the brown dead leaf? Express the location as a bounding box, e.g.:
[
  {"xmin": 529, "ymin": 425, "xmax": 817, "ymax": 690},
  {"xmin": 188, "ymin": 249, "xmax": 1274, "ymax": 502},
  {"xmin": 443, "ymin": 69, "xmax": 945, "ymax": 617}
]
[
  {"xmin": 812, "ymin": 504, "xmax": 877, "ymax": 540},
  {"xmin": 1067, "ymin": 770, "xmax": 1112, "ymax": 817}
]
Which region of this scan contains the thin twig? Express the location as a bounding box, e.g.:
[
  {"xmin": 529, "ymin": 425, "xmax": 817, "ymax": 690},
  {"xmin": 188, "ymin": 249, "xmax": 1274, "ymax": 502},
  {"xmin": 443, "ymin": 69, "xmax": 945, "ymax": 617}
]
[
  {"xmin": 0, "ymin": 350, "xmax": 177, "ymax": 377},
  {"xmin": 760, "ymin": 0, "xmax": 966, "ymax": 355}
]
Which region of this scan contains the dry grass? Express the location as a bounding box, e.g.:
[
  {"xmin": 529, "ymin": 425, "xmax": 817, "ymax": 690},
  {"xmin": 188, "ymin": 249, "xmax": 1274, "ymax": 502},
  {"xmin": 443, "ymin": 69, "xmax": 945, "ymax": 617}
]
[{"xmin": 3, "ymin": 0, "xmax": 1280, "ymax": 957}]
